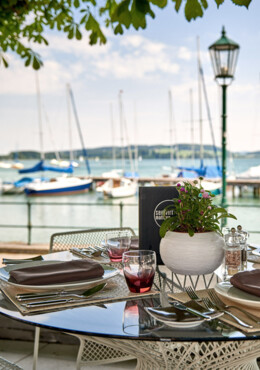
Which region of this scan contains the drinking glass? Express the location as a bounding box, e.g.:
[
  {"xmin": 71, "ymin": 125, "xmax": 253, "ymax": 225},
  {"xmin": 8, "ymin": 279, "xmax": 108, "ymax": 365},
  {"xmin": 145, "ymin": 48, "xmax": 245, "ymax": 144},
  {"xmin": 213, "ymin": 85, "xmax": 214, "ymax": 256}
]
[
  {"xmin": 122, "ymin": 250, "xmax": 156, "ymax": 293},
  {"xmin": 106, "ymin": 235, "xmax": 131, "ymax": 262}
]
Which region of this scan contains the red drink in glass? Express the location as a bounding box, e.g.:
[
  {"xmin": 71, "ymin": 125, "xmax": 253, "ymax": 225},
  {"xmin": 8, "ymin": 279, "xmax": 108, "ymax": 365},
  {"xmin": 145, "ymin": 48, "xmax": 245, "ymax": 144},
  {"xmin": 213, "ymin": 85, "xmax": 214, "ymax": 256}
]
[
  {"xmin": 122, "ymin": 250, "xmax": 156, "ymax": 293},
  {"xmin": 124, "ymin": 269, "xmax": 155, "ymax": 293},
  {"xmin": 106, "ymin": 237, "xmax": 131, "ymax": 262},
  {"xmin": 107, "ymin": 248, "xmax": 125, "ymax": 262}
]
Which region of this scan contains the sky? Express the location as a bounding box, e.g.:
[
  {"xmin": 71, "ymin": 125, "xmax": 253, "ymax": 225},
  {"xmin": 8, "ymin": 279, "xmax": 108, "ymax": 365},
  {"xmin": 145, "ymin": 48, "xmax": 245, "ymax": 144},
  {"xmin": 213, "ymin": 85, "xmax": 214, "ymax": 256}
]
[{"xmin": 0, "ymin": 0, "xmax": 260, "ymax": 156}]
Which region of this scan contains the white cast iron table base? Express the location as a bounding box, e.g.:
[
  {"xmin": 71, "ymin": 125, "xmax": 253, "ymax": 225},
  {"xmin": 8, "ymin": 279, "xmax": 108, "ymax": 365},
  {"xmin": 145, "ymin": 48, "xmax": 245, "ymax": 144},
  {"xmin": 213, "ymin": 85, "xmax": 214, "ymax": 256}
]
[{"xmin": 77, "ymin": 336, "xmax": 260, "ymax": 370}]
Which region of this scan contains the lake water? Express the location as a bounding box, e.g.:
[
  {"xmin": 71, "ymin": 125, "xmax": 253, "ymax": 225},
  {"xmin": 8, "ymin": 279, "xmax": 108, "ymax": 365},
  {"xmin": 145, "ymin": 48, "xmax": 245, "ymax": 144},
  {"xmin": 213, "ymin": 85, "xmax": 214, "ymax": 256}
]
[{"xmin": 0, "ymin": 157, "xmax": 259, "ymax": 245}]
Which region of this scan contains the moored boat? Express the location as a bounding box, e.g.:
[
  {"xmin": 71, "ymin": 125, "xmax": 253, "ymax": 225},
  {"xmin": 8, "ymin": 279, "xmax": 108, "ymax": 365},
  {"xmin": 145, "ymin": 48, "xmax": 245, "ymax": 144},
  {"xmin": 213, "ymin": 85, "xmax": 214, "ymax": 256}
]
[
  {"xmin": 99, "ymin": 177, "xmax": 137, "ymax": 198},
  {"xmin": 24, "ymin": 176, "xmax": 92, "ymax": 196}
]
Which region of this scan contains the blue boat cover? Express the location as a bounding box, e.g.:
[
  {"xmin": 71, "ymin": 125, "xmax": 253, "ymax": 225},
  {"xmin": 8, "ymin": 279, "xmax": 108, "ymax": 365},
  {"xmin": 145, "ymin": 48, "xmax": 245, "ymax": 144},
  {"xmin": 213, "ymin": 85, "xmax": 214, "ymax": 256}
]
[
  {"xmin": 14, "ymin": 177, "xmax": 35, "ymax": 187},
  {"xmin": 177, "ymin": 165, "xmax": 221, "ymax": 178},
  {"xmin": 19, "ymin": 160, "xmax": 73, "ymax": 174},
  {"xmin": 124, "ymin": 171, "xmax": 139, "ymax": 178}
]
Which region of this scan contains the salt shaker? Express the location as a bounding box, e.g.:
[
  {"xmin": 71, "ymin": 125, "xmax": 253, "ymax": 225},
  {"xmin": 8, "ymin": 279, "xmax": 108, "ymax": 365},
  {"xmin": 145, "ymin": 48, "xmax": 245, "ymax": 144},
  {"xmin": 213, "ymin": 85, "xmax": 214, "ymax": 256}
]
[
  {"xmin": 237, "ymin": 225, "xmax": 249, "ymax": 270},
  {"xmin": 223, "ymin": 228, "xmax": 242, "ymax": 280}
]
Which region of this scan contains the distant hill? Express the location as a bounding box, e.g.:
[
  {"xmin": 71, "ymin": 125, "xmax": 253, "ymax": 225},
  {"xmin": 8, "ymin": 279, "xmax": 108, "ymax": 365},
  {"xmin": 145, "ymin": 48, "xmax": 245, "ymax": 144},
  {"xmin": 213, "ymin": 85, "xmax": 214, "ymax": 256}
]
[{"xmin": 1, "ymin": 144, "xmax": 260, "ymax": 160}]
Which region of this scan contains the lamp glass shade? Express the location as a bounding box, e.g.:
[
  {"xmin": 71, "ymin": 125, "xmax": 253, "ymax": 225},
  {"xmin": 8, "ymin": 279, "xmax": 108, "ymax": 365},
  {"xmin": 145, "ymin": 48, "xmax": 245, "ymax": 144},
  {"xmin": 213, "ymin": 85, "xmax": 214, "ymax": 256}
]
[{"xmin": 209, "ymin": 27, "xmax": 239, "ymax": 80}]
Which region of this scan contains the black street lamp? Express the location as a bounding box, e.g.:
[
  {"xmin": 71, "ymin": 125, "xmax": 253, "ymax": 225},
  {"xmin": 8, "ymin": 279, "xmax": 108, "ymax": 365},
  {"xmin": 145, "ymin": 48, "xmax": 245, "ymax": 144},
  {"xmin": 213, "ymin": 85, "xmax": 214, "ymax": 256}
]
[{"xmin": 209, "ymin": 26, "xmax": 240, "ymax": 208}]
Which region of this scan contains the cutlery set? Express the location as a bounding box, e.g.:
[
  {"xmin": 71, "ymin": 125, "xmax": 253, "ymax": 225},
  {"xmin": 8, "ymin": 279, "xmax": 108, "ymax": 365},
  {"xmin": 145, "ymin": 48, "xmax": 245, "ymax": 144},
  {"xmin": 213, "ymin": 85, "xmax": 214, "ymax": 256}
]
[
  {"xmin": 70, "ymin": 246, "xmax": 109, "ymax": 259},
  {"xmin": 185, "ymin": 286, "xmax": 260, "ymax": 328},
  {"xmin": 15, "ymin": 283, "xmax": 107, "ymax": 308}
]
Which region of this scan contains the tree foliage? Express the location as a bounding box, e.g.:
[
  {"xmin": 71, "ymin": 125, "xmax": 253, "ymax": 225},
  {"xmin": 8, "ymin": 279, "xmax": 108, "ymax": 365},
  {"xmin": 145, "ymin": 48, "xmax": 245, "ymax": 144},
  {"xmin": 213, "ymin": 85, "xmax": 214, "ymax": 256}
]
[{"xmin": 0, "ymin": 0, "xmax": 252, "ymax": 69}]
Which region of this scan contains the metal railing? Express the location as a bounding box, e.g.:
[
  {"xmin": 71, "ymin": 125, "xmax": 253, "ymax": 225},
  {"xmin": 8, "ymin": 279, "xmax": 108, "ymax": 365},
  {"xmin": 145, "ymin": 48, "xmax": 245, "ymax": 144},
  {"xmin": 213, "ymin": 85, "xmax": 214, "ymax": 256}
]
[
  {"xmin": 0, "ymin": 200, "xmax": 259, "ymax": 245},
  {"xmin": 0, "ymin": 200, "xmax": 138, "ymax": 245}
]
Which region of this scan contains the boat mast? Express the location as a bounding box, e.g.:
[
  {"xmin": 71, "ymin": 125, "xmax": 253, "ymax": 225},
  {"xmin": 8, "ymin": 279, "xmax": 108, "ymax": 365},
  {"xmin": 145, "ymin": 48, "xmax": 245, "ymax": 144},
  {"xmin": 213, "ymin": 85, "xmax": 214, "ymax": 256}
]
[
  {"xmin": 168, "ymin": 89, "xmax": 179, "ymax": 169},
  {"xmin": 134, "ymin": 101, "xmax": 138, "ymax": 172},
  {"xmin": 35, "ymin": 72, "xmax": 44, "ymax": 161},
  {"xmin": 169, "ymin": 90, "xmax": 174, "ymax": 170},
  {"xmin": 199, "ymin": 62, "xmax": 221, "ymax": 172},
  {"xmin": 42, "ymin": 104, "xmax": 61, "ymax": 162},
  {"xmin": 110, "ymin": 103, "xmax": 116, "ymax": 169},
  {"xmin": 123, "ymin": 116, "xmax": 135, "ymax": 176},
  {"xmin": 189, "ymin": 88, "xmax": 195, "ymax": 167},
  {"xmin": 68, "ymin": 84, "xmax": 91, "ymax": 175},
  {"xmin": 118, "ymin": 90, "xmax": 125, "ymax": 171},
  {"xmin": 197, "ymin": 37, "xmax": 203, "ymax": 168},
  {"xmin": 66, "ymin": 84, "xmax": 73, "ymax": 163}
]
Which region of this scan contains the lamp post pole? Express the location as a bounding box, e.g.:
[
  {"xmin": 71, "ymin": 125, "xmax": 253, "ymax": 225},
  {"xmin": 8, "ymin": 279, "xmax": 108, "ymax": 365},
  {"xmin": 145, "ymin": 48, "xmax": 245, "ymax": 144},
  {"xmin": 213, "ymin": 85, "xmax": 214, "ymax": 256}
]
[
  {"xmin": 221, "ymin": 84, "xmax": 227, "ymax": 208},
  {"xmin": 208, "ymin": 26, "xmax": 240, "ymax": 210}
]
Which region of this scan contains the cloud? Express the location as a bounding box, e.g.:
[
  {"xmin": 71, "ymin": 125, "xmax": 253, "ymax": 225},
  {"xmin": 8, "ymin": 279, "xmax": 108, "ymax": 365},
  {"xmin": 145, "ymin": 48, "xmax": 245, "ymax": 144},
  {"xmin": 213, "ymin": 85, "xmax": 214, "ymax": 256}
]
[
  {"xmin": 0, "ymin": 32, "xmax": 181, "ymax": 96},
  {"xmin": 178, "ymin": 46, "xmax": 192, "ymax": 60}
]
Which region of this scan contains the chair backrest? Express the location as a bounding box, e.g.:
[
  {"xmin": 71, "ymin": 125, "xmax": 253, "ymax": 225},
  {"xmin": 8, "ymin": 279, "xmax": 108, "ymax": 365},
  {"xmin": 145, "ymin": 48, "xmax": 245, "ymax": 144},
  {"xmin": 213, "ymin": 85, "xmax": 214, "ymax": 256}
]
[
  {"xmin": 0, "ymin": 357, "xmax": 23, "ymax": 369},
  {"xmin": 49, "ymin": 227, "xmax": 136, "ymax": 253}
]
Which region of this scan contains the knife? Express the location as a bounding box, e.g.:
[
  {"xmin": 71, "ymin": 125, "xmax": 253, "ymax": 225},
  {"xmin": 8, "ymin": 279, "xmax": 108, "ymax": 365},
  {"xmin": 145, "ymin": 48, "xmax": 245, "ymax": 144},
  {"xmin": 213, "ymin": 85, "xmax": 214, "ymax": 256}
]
[
  {"xmin": 21, "ymin": 296, "xmax": 100, "ymax": 308},
  {"xmin": 3, "ymin": 256, "xmax": 44, "ymax": 265},
  {"xmin": 17, "ymin": 283, "xmax": 106, "ymax": 302},
  {"xmin": 171, "ymin": 301, "xmax": 212, "ymax": 321}
]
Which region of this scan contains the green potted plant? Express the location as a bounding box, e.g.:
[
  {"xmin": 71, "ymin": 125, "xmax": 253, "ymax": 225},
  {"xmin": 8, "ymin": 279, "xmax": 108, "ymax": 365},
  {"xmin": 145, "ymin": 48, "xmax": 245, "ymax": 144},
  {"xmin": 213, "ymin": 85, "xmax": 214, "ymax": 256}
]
[{"xmin": 159, "ymin": 178, "xmax": 237, "ymax": 275}]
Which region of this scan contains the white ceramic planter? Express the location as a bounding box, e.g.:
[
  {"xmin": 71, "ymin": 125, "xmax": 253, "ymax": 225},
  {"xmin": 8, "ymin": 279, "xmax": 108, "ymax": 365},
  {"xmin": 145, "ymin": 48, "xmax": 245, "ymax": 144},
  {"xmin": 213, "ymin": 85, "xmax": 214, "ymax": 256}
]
[{"xmin": 160, "ymin": 231, "xmax": 225, "ymax": 275}]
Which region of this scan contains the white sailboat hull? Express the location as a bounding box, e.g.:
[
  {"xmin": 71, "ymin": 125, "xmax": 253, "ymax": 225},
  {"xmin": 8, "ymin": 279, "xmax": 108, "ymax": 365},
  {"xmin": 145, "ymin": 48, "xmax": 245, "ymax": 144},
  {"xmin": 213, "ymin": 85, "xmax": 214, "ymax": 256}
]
[
  {"xmin": 98, "ymin": 178, "xmax": 137, "ymax": 198},
  {"xmin": 24, "ymin": 176, "xmax": 92, "ymax": 196}
]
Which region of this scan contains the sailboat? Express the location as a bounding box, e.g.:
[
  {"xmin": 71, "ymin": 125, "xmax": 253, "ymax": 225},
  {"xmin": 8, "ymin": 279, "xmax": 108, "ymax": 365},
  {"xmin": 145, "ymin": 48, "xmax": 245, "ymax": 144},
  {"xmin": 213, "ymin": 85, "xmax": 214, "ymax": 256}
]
[
  {"xmin": 23, "ymin": 79, "xmax": 92, "ymax": 196},
  {"xmin": 97, "ymin": 91, "xmax": 137, "ymax": 198},
  {"xmin": 176, "ymin": 38, "xmax": 222, "ymax": 196}
]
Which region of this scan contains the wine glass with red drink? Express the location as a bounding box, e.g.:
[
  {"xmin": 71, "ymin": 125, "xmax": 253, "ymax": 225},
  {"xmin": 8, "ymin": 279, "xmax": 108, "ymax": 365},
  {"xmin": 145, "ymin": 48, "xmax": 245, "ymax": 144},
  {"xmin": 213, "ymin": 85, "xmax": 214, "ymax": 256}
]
[{"xmin": 122, "ymin": 250, "xmax": 156, "ymax": 293}]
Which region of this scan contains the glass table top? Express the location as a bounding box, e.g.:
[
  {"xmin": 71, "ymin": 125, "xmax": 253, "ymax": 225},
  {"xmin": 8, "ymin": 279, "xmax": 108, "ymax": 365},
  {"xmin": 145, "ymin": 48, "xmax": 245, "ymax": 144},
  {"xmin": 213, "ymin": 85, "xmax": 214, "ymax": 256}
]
[{"xmin": 0, "ymin": 292, "xmax": 260, "ymax": 342}]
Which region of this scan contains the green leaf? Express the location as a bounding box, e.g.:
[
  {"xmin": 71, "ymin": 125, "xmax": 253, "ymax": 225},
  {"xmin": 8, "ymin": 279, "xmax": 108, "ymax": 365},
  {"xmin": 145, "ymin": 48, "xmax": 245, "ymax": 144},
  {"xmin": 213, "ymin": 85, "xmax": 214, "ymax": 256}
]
[
  {"xmin": 0, "ymin": 55, "xmax": 8, "ymax": 68},
  {"xmin": 85, "ymin": 13, "xmax": 98, "ymax": 31},
  {"xmin": 214, "ymin": 0, "xmax": 224, "ymax": 7},
  {"xmin": 207, "ymin": 207, "xmax": 228, "ymax": 217},
  {"xmin": 185, "ymin": 0, "xmax": 203, "ymax": 21},
  {"xmin": 200, "ymin": 0, "xmax": 208, "ymax": 9},
  {"xmin": 68, "ymin": 28, "xmax": 74, "ymax": 39},
  {"xmin": 114, "ymin": 23, "xmax": 123, "ymax": 34},
  {"xmin": 74, "ymin": 0, "xmax": 80, "ymax": 7},
  {"xmin": 111, "ymin": 0, "xmax": 131, "ymax": 27},
  {"xmin": 150, "ymin": 0, "xmax": 167, "ymax": 8},
  {"xmin": 159, "ymin": 217, "xmax": 175, "ymax": 238},
  {"xmin": 173, "ymin": 0, "xmax": 182, "ymax": 12},
  {"xmin": 231, "ymin": 0, "xmax": 251, "ymax": 8},
  {"xmin": 24, "ymin": 55, "xmax": 31, "ymax": 67},
  {"xmin": 75, "ymin": 28, "xmax": 82, "ymax": 40},
  {"xmin": 32, "ymin": 55, "xmax": 42, "ymax": 70},
  {"xmin": 188, "ymin": 228, "xmax": 194, "ymax": 237},
  {"xmin": 217, "ymin": 212, "xmax": 237, "ymax": 221}
]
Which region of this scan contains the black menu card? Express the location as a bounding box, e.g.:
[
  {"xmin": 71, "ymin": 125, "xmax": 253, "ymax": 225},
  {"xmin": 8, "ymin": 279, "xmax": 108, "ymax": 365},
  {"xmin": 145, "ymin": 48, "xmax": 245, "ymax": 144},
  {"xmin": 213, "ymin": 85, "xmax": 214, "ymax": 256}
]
[{"xmin": 139, "ymin": 186, "xmax": 179, "ymax": 265}]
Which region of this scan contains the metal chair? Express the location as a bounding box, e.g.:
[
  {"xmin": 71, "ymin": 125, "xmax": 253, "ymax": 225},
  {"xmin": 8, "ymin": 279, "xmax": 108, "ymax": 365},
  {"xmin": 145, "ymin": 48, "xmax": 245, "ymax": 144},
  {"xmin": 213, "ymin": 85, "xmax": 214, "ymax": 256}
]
[
  {"xmin": 0, "ymin": 357, "xmax": 23, "ymax": 370},
  {"xmin": 49, "ymin": 227, "xmax": 136, "ymax": 253},
  {"xmin": 49, "ymin": 227, "xmax": 137, "ymax": 369}
]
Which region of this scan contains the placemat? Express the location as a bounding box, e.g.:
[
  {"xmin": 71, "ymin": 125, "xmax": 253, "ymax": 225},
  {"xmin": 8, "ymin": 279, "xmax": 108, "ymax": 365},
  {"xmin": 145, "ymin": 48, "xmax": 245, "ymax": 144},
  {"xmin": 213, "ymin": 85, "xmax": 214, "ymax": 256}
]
[
  {"xmin": 1, "ymin": 274, "xmax": 159, "ymax": 316},
  {"xmin": 168, "ymin": 289, "xmax": 260, "ymax": 333}
]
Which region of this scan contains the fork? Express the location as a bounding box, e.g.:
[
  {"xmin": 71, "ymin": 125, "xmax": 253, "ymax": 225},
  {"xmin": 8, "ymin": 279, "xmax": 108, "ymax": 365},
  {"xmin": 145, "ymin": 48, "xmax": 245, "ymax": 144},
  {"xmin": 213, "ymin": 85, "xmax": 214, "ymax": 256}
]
[
  {"xmin": 185, "ymin": 286, "xmax": 215, "ymax": 313},
  {"xmin": 208, "ymin": 289, "xmax": 260, "ymax": 324},
  {"xmin": 207, "ymin": 290, "xmax": 253, "ymax": 328}
]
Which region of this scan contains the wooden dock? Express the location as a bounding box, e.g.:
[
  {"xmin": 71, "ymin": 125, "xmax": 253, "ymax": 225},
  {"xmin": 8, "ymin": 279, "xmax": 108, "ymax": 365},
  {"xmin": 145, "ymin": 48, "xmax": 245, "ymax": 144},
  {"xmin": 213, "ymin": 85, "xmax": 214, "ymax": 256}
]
[{"xmin": 89, "ymin": 176, "xmax": 260, "ymax": 198}]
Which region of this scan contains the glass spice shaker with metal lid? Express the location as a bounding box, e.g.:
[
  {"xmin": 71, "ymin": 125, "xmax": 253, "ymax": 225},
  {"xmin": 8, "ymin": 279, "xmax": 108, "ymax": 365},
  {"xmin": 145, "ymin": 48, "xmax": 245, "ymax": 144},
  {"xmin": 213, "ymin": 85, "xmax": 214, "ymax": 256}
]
[
  {"xmin": 237, "ymin": 225, "xmax": 249, "ymax": 270},
  {"xmin": 223, "ymin": 227, "xmax": 242, "ymax": 280}
]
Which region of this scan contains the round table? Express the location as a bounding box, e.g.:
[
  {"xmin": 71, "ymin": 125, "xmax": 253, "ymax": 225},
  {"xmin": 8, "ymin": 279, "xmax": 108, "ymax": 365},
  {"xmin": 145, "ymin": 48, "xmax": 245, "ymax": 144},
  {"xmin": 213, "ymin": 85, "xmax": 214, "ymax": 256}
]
[{"xmin": 0, "ymin": 292, "xmax": 260, "ymax": 369}]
